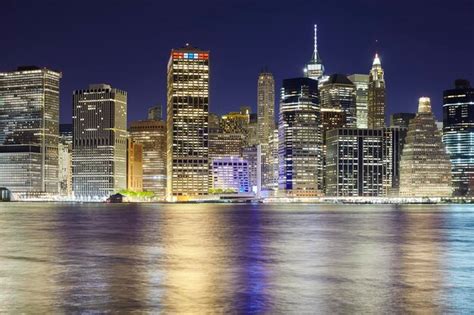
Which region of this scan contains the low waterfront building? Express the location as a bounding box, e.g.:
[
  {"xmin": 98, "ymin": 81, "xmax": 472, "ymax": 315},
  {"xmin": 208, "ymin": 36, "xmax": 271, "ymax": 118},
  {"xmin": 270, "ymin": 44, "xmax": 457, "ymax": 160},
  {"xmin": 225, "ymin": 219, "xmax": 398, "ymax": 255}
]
[
  {"xmin": 399, "ymin": 97, "xmax": 452, "ymax": 197},
  {"xmin": 211, "ymin": 157, "xmax": 250, "ymax": 194}
]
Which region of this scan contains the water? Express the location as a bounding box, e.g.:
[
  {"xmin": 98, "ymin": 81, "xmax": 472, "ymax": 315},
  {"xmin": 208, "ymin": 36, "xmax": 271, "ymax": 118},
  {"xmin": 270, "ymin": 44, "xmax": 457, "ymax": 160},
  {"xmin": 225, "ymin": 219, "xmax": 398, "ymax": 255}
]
[{"xmin": 1, "ymin": 203, "xmax": 474, "ymax": 313}]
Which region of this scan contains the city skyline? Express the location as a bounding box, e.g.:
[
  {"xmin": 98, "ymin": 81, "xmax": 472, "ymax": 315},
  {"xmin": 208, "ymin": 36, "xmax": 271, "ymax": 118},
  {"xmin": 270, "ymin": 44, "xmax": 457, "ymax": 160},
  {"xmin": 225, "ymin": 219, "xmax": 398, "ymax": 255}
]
[{"xmin": 1, "ymin": 1, "xmax": 472, "ymax": 124}]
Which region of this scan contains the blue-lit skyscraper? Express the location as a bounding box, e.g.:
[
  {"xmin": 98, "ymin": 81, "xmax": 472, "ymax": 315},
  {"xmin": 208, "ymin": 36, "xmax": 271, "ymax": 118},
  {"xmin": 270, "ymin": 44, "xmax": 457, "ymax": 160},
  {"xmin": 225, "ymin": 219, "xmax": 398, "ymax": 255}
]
[
  {"xmin": 443, "ymin": 79, "xmax": 474, "ymax": 196},
  {"xmin": 278, "ymin": 78, "xmax": 322, "ymax": 196}
]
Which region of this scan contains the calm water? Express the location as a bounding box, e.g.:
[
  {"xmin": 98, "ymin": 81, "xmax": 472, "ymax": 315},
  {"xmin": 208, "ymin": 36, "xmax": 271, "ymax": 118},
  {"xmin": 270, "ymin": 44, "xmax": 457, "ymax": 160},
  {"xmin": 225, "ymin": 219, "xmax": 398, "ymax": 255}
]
[{"xmin": 1, "ymin": 203, "xmax": 474, "ymax": 313}]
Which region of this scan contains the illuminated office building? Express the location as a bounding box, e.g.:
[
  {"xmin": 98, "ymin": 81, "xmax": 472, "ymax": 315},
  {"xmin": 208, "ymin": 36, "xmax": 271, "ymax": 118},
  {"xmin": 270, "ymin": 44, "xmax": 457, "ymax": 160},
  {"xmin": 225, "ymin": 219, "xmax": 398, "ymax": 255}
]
[
  {"xmin": 326, "ymin": 127, "xmax": 406, "ymax": 196},
  {"xmin": 59, "ymin": 124, "xmax": 73, "ymax": 196},
  {"xmin": 209, "ymin": 132, "xmax": 243, "ymax": 159},
  {"xmin": 348, "ymin": 74, "xmax": 369, "ymax": 129},
  {"xmin": 220, "ymin": 107, "xmax": 250, "ymax": 136},
  {"xmin": 0, "ymin": 66, "xmax": 61, "ymax": 196},
  {"xmin": 243, "ymin": 145, "xmax": 258, "ymax": 193},
  {"xmin": 129, "ymin": 118, "xmax": 167, "ymax": 198},
  {"xmin": 72, "ymin": 84, "xmax": 127, "ymax": 200},
  {"xmin": 265, "ymin": 129, "xmax": 279, "ymax": 193},
  {"xmin": 320, "ymin": 74, "xmax": 357, "ymax": 128},
  {"xmin": 278, "ymin": 78, "xmax": 322, "ymax": 196},
  {"xmin": 304, "ymin": 24, "xmax": 325, "ymax": 81},
  {"xmin": 257, "ymin": 69, "xmax": 275, "ymax": 146},
  {"xmin": 247, "ymin": 113, "xmax": 258, "ymax": 146},
  {"xmin": 127, "ymin": 140, "xmax": 143, "ymax": 192},
  {"xmin": 211, "ymin": 157, "xmax": 250, "ymax": 194},
  {"xmin": 443, "ymin": 79, "xmax": 474, "ymax": 196},
  {"xmin": 399, "ymin": 97, "xmax": 452, "ymax": 197},
  {"xmin": 390, "ymin": 113, "xmax": 415, "ymax": 128},
  {"xmin": 368, "ymin": 54, "xmax": 386, "ymax": 128},
  {"xmin": 166, "ymin": 44, "xmax": 210, "ymax": 201},
  {"xmin": 326, "ymin": 129, "xmax": 384, "ymax": 196}
]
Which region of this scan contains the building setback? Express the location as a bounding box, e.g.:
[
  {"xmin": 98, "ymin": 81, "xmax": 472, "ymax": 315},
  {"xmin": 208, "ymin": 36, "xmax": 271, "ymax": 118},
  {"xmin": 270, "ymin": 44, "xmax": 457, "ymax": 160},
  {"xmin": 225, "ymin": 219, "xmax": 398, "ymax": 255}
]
[
  {"xmin": 443, "ymin": 79, "xmax": 474, "ymax": 196},
  {"xmin": 0, "ymin": 66, "xmax": 61, "ymax": 196},
  {"xmin": 367, "ymin": 54, "xmax": 386, "ymax": 129},
  {"xmin": 129, "ymin": 118, "xmax": 167, "ymax": 198},
  {"xmin": 399, "ymin": 97, "xmax": 452, "ymax": 197},
  {"xmin": 278, "ymin": 78, "xmax": 322, "ymax": 196},
  {"xmin": 166, "ymin": 44, "xmax": 210, "ymax": 201},
  {"xmin": 72, "ymin": 84, "xmax": 127, "ymax": 200}
]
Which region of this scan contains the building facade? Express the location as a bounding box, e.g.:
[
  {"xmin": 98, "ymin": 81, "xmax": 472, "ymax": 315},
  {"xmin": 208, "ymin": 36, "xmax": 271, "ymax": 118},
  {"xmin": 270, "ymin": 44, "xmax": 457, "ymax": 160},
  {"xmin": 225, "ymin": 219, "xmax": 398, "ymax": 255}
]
[
  {"xmin": 129, "ymin": 119, "xmax": 167, "ymax": 198},
  {"xmin": 278, "ymin": 78, "xmax": 322, "ymax": 196},
  {"xmin": 367, "ymin": 54, "xmax": 386, "ymax": 129},
  {"xmin": 320, "ymin": 74, "xmax": 357, "ymax": 128},
  {"xmin": 443, "ymin": 79, "xmax": 474, "ymax": 196},
  {"xmin": 257, "ymin": 70, "xmax": 275, "ymax": 146},
  {"xmin": 0, "ymin": 66, "xmax": 61, "ymax": 196},
  {"xmin": 166, "ymin": 45, "xmax": 210, "ymax": 201},
  {"xmin": 211, "ymin": 157, "xmax": 250, "ymax": 194},
  {"xmin": 399, "ymin": 97, "xmax": 452, "ymax": 197},
  {"xmin": 127, "ymin": 140, "xmax": 143, "ymax": 192},
  {"xmin": 348, "ymin": 74, "xmax": 369, "ymax": 129},
  {"xmin": 390, "ymin": 113, "xmax": 416, "ymax": 128},
  {"xmin": 325, "ymin": 128, "xmax": 406, "ymax": 197},
  {"xmin": 72, "ymin": 84, "xmax": 127, "ymax": 200}
]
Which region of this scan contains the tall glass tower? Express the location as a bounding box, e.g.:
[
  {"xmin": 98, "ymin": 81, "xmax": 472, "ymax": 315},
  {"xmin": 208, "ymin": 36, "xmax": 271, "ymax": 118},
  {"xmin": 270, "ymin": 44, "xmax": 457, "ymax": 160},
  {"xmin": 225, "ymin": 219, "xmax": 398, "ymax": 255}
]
[
  {"xmin": 278, "ymin": 78, "xmax": 322, "ymax": 196},
  {"xmin": 443, "ymin": 79, "xmax": 474, "ymax": 196},
  {"xmin": 368, "ymin": 54, "xmax": 386, "ymax": 128},
  {"xmin": 166, "ymin": 44, "xmax": 210, "ymax": 201},
  {"xmin": 0, "ymin": 66, "xmax": 61, "ymax": 197}
]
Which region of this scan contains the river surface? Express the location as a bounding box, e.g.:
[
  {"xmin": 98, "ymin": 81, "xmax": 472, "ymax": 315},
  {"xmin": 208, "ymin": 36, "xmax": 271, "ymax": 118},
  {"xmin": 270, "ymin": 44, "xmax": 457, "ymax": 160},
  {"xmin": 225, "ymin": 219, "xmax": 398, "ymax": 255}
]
[{"xmin": 0, "ymin": 203, "xmax": 473, "ymax": 313}]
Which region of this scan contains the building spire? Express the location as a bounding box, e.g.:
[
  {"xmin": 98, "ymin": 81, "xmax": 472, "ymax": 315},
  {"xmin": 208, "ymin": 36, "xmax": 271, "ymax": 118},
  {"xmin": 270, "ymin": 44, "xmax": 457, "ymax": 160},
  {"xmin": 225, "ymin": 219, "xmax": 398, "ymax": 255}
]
[
  {"xmin": 373, "ymin": 53, "xmax": 381, "ymax": 66},
  {"xmin": 313, "ymin": 24, "xmax": 322, "ymax": 63}
]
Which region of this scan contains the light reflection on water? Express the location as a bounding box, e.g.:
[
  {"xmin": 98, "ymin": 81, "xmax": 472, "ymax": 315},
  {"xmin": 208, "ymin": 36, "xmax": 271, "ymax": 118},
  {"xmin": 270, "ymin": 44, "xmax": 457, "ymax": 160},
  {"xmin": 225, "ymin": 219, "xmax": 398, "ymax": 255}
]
[{"xmin": 0, "ymin": 203, "xmax": 473, "ymax": 313}]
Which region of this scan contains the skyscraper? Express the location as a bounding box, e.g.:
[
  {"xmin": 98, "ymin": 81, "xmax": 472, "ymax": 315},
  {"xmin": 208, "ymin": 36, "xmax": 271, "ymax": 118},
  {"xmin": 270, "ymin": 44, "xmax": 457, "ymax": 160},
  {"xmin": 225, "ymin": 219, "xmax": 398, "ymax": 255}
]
[
  {"xmin": 72, "ymin": 84, "xmax": 127, "ymax": 200},
  {"xmin": 257, "ymin": 69, "xmax": 275, "ymax": 192},
  {"xmin": 443, "ymin": 79, "xmax": 474, "ymax": 196},
  {"xmin": 0, "ymin": 66, "xmax": 61, "ymax": 196},
  {"xmin": 304, "ymin": 24, "xmax": 325, "ymax": 81},
  {"xmin": 129, "ymin": 118, "xmax": 167, "ymax": 198},
  {"xmin": 399, "ymin": 97, "xmax": 452, "ymax": 197},
  {"xmin": 320, "ymin": 74, "xmax": 357, "ymax": 128},
  {"xmin": 367, "ymin": 54, "xmax": 386, "ymax": 128},
  {"xmin": 325, "ymin": 128, "xmax": 406, "ymax": 197},
  {"xmin": 167, "ymin": 44, "xmax": 210, "ymax": 201},
  {"xmin": 257, "ymin": 69, "xmax": 275, "ymax": 145},
  {"xmin": 348, "ymin": 74, "xmax": 369, "ymax": 129},
  {"xmin": 278, "ymin": 78, "xmax": 322, "ymax": 196}
]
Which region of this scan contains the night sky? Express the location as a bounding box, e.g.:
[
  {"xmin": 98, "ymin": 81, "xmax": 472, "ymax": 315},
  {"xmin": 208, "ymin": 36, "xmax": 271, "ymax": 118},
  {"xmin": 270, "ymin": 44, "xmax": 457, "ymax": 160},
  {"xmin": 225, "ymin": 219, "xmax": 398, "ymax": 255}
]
[{"xmin": 1, "ymin": 0, "xmax": 473, "ymax": 124}]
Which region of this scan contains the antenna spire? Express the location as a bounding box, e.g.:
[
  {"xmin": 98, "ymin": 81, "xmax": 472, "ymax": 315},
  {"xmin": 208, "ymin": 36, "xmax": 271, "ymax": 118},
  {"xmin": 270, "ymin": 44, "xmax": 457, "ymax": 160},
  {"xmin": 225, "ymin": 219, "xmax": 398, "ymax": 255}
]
[{"xmin": 314, "ymin": 24, "xmax": 318, "ymax": 59}]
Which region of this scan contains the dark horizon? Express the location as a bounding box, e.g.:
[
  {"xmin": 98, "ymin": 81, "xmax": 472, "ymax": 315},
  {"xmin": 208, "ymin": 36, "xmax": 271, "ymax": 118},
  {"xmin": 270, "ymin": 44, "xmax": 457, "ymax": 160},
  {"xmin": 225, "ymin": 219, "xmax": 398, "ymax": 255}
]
[{"xmin": 1, "ymin": 0, "xmax": 473, "ymax": 124}]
